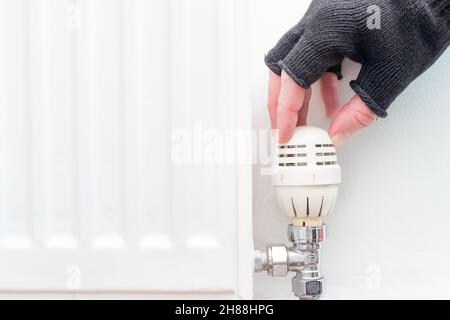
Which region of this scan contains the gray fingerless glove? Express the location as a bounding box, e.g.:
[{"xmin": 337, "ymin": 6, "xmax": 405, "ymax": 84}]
[{"xmin": 265, "ymin": 0, "xmax": 450, "ymax": 117}]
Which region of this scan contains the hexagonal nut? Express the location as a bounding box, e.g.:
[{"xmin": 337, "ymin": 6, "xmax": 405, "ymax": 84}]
[
  {"xmin": 254, "ymin": 250, "xmax": 266, "ymax": 273},
  {"xmin": 272, "ymin": 263, "xmax": 288, "ymax": 277},
  {"xmin": 268, "ymin": 245, "xmax": 288, "ymax": 277},
  {"xmin": 292, "ymin": 276, "xmax": 324, "ymax": 299}
]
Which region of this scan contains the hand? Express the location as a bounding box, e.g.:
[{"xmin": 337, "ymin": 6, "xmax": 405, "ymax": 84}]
[
  {"xmin": 266, "ymin": 0, "xmax": 450, "ymax": 144},
  {"xmin": 268, "ymin": 70, "xmax": 377, "ymax": 145}
]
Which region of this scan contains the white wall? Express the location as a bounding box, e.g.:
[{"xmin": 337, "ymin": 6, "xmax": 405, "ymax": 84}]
[{"xmin": 251, "ymin": 0, "xmax": 450, "ymax": 299}]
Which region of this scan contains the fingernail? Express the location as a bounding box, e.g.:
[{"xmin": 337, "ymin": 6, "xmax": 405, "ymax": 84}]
[{"xmin": 331, "ymin": 134, "xmax": 347, "ymax": 146}]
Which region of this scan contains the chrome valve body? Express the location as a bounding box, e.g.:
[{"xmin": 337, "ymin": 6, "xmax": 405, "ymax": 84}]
[{"xmin": 254, "ymin": 225, "xmax": 326, "ymax": 300}]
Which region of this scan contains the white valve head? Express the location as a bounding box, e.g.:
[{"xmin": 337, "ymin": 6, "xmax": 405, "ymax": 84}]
[{"xmin": 272, "ymin": 127, "xmax": 341, "ymax": 227}]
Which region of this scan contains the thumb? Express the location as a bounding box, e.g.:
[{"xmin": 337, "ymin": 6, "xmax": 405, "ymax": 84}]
[{"xmin": 328, "ymin": 95, "xmax": 377, "ymax": 146}]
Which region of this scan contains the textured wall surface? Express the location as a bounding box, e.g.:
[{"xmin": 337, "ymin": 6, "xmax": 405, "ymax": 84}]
[{"xmin": 251, "ymin": 0, "xmax": 450, "ymax": 299}]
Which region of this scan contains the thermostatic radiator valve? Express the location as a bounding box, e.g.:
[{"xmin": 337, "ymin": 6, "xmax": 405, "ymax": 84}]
[{"xmin": 254, "ymin": 126, "xmax": 341, "ymax": 300}]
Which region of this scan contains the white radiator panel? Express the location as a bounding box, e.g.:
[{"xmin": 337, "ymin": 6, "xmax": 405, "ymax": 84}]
[{"xmin": 0, "ymin": 0, "xmax": 252, "ymax": 296}]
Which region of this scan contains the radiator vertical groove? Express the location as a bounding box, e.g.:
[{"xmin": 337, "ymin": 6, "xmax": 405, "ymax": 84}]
[
  {"xmin": 170, "ymin": 0, "xmax": 193, "ymax": 246},
  {"xmin": 0, "ymin": 0, "xmax": 33, "ymax": 248},
  {"xmin": 123, "ymin": 0, "xmax": 172, "ymax": 249}
]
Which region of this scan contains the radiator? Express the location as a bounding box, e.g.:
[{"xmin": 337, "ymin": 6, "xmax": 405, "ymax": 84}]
[{"xmin": 0, "ymin": 0, "xmax": 252, "ymax": 297}]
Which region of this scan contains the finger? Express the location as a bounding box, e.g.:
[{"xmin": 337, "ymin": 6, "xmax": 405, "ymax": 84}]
[
  {"xmin": 328, "ymin": 95, "xmax": 377, "ymax": 146},
  {"xmin": 297, "ymin": 88, "xmax": 312, "ymax": 126},
  {"xmin": 277, "ymin": 70, "xmax": 306, "ymax": 143},
  {"xmin": 320, "ymin": 73, "xmax": 340, "ymax": 118},
  {"xmin": 268, "ymin": 70, "xmax": 281, "ymax": 130}
]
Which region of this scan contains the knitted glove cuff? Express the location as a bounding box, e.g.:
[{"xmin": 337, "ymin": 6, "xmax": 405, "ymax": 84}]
[
  {"xmin": 350, "ymin": 81, "xmax": 388, "ymax": 118},
  {"xmin": 265, "ymin": 55, "xmax": 282, "ymax": 76}
]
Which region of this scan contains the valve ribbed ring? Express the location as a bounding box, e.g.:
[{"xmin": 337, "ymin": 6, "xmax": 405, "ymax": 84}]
[{"xmin": 288, "ymin": 225, "xmax": 327, "ymax": 244}]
